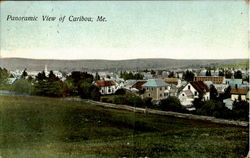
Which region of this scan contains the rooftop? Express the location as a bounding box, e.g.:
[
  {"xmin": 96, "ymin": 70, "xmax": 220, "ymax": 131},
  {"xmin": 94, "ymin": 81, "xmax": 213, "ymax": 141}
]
[
  {"xmin": 230, "ymin": 88, "xmax": 248, "ymax": 95},
  {"xmin": 190, "ymin": 81, "xmax": 210, "ymax": 93},
  {"xmin": 142, "ymin": 79, "xmax": 169, "ymax": 88},
  {"xmin": 132, "ymin": 80, "xmax": 147, "ymax": 89},
  {"xmin": 95, "ymin": 81, "xmax": 116, "ymax": 87}
]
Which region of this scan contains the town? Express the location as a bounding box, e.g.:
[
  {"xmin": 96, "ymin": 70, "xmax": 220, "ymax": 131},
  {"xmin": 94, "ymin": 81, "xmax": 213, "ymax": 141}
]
[{"xmin": 1, "ymin": 63, "xmax": 249, "ymax": 121}]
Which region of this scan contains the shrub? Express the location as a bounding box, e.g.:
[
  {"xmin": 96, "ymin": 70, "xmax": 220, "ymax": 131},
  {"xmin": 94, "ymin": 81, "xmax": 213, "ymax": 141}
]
[
  {"xmin": 232, "ymin": 101, "xmax": 249, "ymax": 121},
  {"xmin": 196, "ymin": 100, "xmax": 230, "ymax": 118},
  {"xmin": 11, "ymin": 79, "xmax": 34, "ymax": 94},
  {"xmin": 115, "ymin": 88, "xmax": 126, "ymax": 95},
  {"xmin": 142, "ymin": 97, "xmax": 153, "ymax": 108},
  {"xmin": 112, "ymin": 94, "xmax": 144, "ymax": 107},
  {"xmin": 159, "ymin": 96, "xmax": 183, "ymax": 112},
  {"xmin": 78, "ymin": 82, "xmax": 101, "ymax": 101}
]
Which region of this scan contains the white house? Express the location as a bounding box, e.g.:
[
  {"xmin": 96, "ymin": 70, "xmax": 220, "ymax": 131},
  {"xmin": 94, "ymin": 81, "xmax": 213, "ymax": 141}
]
[
  {"xmin": 230, "ymin": 88, "xmax": 249, "ymax": 101},
  {"xmin": 178, "ymin": 81, "xmax": 210, "ymax": 106},
  {"xmin": 95, "ymin": 80, "xmax": 118, "ymax": 95}
]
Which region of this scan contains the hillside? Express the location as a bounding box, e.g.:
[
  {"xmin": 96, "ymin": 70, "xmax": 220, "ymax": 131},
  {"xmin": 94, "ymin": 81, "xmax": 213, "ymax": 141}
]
[
  {"xmin": 216, "ymin": 61, "xmax": 249, "ymax": 69},
  {"xmin": 0, "ymin": 58, "xmax": 248, "ymax": 72},
  {"xmin": 0, "ymin": 95, "xmax": 248, "ymax": 157}
]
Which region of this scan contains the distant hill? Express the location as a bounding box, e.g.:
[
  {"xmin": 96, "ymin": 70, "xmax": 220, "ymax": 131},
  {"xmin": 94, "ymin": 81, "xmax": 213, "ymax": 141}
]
[
  {"xmin": 215, "ymin": 61, "xmax": 249, "ymax": 69},
  {"xmin": 0, "ymin": 58, "xmax": 248, "ymax": 72}
]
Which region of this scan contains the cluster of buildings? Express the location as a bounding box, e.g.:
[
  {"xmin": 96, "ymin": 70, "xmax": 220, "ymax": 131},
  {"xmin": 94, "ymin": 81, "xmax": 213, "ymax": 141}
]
[
  {"xmin": 6, "ymin": 65, "xmax": 249, "ymax": 110},
  {"xmin": 8, "ymin": 65, "xmax": 64, "ymax": 84},
  {"xmin": 94, "ymin": 74, "xmax": 249, "ymax": 110}
]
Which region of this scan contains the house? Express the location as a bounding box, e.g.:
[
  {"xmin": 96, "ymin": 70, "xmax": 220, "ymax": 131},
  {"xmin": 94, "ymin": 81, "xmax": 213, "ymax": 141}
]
[
  {"xmin": 7, "ymin": 77, "xmax": 18, "ymax": 84},
  {"xmin": 131, "ymin": 80, "xmax": 147, "ymax": 90},
  {"xmin": 203, "ymin": 81, "xmax": 229, "ymax": 94},
  {"xmin": 95, "ymin": 80, "xmax": 118, "ymax": 95},
  {"xmin": 142, "ymin": 72, "xmax": 154, "ymax": 80},
  {"xmin": 230, "ymin": 88, "xmax": 249, "ymax": 101},
  {"xmin": 141, "ymin": 79, "xmax": 170, "ymax": 101},
  {"xmin": 178, "ymin": 89, "xmax": 194, "ymax": 106},
  {"xmin": 123, "ymin": 80, "xmax": 138, "ymax": 90},
  {"xmin": 214, "ymin": 84, "xmax": 229, "ymax": 94},
  {"xmin": 178, "ymin": 81, "xmax": 210, "ymax": 106},
  {"xmin": 164, "ymin": 78, "xmax": 181, "ymax": 87},
  {"xmin": 223, "ymin": 88, "xmax": 249, "ymax": 110},
  {"xmin": 194, "ymin": 76, "xmax": 224, "ymax": 84},
  {"xmin": 224, "ymin": 78, "xmax": 243, "ymax": 89}
]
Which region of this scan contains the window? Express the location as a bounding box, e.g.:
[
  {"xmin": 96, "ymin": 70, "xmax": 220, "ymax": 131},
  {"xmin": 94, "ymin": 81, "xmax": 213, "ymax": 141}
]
[
  {"xmin": 160, "ymin": 87, "xmax": 162, "ymax": 90},
  {"xmin": 188, "ymin": 85, "xmax": 190, "ymax": 90},
  {"xmin": 182, "ymin": 94, "xmax": 184, "ymax": 96},
  {"xmin": 160, "ymin": 94, "xmax": 162, "ymax": 97},
  {"xmin": 195, "ymin": 92, "xmax": 197, "ymax": 96},
  {"xmin": 148, "ymin": 93, "xmax": 151, "ymax": 97}
]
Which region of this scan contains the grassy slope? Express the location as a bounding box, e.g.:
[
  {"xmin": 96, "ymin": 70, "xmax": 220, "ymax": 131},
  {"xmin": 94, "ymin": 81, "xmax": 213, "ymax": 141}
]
[{"xmin": 0, "ymin": 95, "xmax": 248, "ymax": 158}]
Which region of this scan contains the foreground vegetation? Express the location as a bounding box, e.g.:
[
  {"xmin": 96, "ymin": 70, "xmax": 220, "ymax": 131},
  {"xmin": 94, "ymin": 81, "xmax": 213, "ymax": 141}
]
[{"xmin": 0, "ymin": 95, "xmax": 248, "ymax": 158}]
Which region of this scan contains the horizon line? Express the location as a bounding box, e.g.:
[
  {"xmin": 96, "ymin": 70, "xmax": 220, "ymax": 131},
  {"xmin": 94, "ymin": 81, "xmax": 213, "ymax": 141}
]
[{"xmin": 0, "ymin": 57, "xmax": 249, "ymax": 61}]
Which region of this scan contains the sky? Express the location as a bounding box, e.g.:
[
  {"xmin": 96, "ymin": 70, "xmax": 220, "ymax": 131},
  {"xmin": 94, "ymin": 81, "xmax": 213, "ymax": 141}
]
[{"xmin": 0, "ymin": 1, "xmax": 249, "ymax": 60}]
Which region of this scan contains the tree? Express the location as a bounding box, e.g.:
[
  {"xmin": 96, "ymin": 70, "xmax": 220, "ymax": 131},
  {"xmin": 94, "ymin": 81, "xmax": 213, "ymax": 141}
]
[
  {"xmin": 234, "ymin": 70, "xmax": 242, "ymax": 79},
  {"xmin": 90, "ymin": 86, "xmax": 101, "ymax": 101},
  {"xmin": 21, "ymin": 69, "xmax": 28, "ymax": 79},
  {"xmin": 168, "ymin": 71, "xmax": 175, "ymax": 78},
  {"xmin": 34, "ymin": 70, "xmax": 67, "ymax": 97},
  {"xmin": 225, "ymin": 70, "xmax": 232, "ymax": 78},
  {"xmin": 159, "ymin": 96, "xmax": 183, "ymax": 112},
  {"xmin": 48, "ymin": 70, "xmax": 59, "ymax": 81},
  {"xmin": 36, "ymin": 71, "xmax": 47, "ymax": 81},
  {"xmin": 0, "ymin": 67, "xmax": 11, "ymax": 88},
  {"xmin": 210, "ymin": 85, "xmax": 218, "ymax": 100},
  {"xmin": 150, "ymin": 70, "xmax": 156, "ymax": 75},
  {"xmin": 219, "ymin": 69, "xmax": 224, "ymax": 76},
  {"xmin": 183, "ymin": 70, "xmax": 195, "ymax": 82},
  {"xmin": 94, "ymin": 72, "xmax": 100, "ymax": 81},
  {"xmin": 78, "ymin": 82, "xmax": 101, "ymax": 101},
  {"xmin": 243, "ymin": 75, "xmax": 249, "ymax": 82},
  {"xmin": 65, "ymin": 71, "xmax": 94, "ymax": 96},
  {"xmin": 143, "ymin": 97, "xmax": 153, "ymax": 108},
  {"xmin": 120, "ymin": 71, "xmax": 143, "ymax": 80},
  {"xmin": 196, "ymin": 100, "xmax": 230, "ymax": 118},
  {"xmin": 205, "ymin": 70, "xmax": 211, "ymax": 76},
  {"xmin": 27, "ymin": 76, "xmax": 33, "ymax": 82},
  {"xmin": 64, "ymin": 78, "xmax": 78, "ymax": 96},
  {"xmin": 115, "ymin": 88, "xmax": 126, "ymax": 95},
  {"xmin": 192, "ymin": 94, "xmax": 204, "ymax": 110},
  {"xmin": 112, "ymin": 94, "xmax": 144, "ymax": 107},
  {"xmin": 223, "ymin": 86, "xmax": 231, "ymax": 99},
  {"xmin": 11, "ymin": 78, "xmax": 34, "ymax": 94},
  {"xmin": 232, "ymin": 100, "xmax": 249, "ymax": 121},
  {"xmin": 134, "ymin": 73, "xmax": 144, "ymax": 80}
]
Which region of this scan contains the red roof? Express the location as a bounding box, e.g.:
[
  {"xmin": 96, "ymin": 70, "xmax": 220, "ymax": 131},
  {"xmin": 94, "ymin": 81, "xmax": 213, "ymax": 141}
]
[
  {"xmin": 132, "ymin": 81, "xmax": 147, "ymax": 89},
  {"xmin": 95, "ymin": 81, "xmax": 116, "ymax": 87},
  {"xmin": 190, "ymin": 81, "xmax": 210, "ymax": 93}
]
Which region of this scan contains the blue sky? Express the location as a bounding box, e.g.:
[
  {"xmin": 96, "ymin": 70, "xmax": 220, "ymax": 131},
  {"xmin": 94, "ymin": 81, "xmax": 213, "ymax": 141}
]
[{"xmin": 0, "ymin": 1, "xmax": 248, "ymax": 60}]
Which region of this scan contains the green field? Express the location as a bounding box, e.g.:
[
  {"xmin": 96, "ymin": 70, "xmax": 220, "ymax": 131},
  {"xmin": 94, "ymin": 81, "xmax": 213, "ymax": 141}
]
[{"xmin": 0, "ymin": 95, "xmax": 248, "ymax": 158}]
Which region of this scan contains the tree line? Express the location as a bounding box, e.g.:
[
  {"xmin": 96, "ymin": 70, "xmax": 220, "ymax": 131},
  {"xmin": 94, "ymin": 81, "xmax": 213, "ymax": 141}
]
[{"xmin": 0, "ymin": 68, "xmax": 101, "ymax": 101}]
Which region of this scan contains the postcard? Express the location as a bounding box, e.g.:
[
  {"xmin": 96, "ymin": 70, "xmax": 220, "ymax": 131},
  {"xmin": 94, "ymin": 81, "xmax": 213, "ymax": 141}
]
[{"xmin": 0, "ymin": 1, "xmax": 249, "ymax": 158}]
